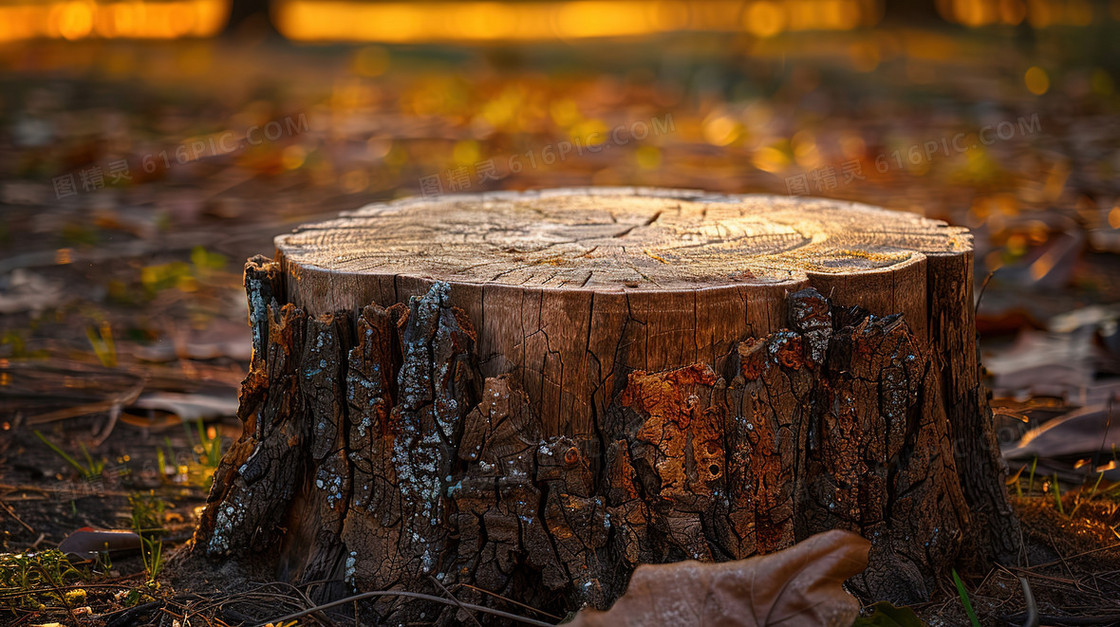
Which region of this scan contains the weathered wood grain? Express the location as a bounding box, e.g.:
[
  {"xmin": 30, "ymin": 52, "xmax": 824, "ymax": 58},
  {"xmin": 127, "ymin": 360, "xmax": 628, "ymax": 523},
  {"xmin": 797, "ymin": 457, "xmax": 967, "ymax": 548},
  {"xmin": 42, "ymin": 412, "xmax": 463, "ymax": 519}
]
[{"xmin": 277, "ymin": 188, "xmax": 965, "ymax": 436}]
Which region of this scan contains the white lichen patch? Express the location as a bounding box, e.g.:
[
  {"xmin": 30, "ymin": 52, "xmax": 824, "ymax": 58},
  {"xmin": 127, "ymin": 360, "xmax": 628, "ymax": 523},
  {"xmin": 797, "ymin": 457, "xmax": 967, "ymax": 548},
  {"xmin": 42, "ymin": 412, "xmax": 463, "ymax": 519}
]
[
  {"xmin": 315, "ymin": 468, "xmax": 345, "ymax": 508},
  {"xmin": 344, "ymin": 550, "xmax": 358, "ymax": 583},
  {"xmin": 246, "ymin": 275, "xmax": 270, "ymax": 358},
  {"xmin": 207, "ymin": 494, "xmax": 248, "ymax": 555},
  {"xmin": 386, "ymin": 282, "xmax": 468, "ymax": 576}
]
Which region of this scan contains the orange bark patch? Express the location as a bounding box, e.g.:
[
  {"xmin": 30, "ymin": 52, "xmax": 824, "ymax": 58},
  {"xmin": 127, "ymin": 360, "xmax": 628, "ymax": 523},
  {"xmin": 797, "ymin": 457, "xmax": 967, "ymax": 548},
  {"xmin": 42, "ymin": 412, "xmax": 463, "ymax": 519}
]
[{"xmin": 621, "ymin": 364, "xmax": 724, "ymax": 500}]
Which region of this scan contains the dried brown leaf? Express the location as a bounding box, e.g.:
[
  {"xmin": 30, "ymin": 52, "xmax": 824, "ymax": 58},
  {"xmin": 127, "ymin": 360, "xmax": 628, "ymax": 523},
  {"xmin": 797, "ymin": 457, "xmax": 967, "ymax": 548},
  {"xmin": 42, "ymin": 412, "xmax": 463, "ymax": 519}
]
[
  {"xmin": 569, "ymin": 529, "xmax": 870, "ymax": 627},
  {"xmin": 1003, "ymin": 404, "xmax": 1120, "ymax": 461},
  {"xmin": 58, "ymin": 527, "xmax": 141, "ymax": 559}
]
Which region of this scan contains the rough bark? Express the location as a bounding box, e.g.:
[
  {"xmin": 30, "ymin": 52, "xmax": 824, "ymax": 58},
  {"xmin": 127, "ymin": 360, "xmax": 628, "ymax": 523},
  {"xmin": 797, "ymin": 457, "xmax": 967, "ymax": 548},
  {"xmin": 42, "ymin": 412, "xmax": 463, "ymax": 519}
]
[{"xmin": 191, "ymin": 188, "xmax": 1020, "ymax": 622}]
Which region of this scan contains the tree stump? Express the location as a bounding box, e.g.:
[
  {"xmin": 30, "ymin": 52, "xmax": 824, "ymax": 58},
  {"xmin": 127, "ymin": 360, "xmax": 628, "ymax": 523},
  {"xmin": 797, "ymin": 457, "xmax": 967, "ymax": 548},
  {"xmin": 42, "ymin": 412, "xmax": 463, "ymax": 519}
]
[{"xmin": 192, "ymin": 188, "xmax": 1020, "ymax": 621}]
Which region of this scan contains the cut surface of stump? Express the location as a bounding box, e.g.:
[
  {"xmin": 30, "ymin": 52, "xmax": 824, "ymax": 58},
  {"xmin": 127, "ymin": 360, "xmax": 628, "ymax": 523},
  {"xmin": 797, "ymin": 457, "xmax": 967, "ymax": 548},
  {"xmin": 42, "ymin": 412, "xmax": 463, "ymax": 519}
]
[{"xmin": 193, "ymin": 188, "xmax": 1020, "ymax": 622}]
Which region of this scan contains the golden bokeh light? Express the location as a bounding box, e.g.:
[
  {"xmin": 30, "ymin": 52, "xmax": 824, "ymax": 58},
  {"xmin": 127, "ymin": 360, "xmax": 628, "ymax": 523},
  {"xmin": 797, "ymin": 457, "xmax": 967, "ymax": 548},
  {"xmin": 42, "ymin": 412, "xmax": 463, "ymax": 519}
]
[
  {"xmin": 452, "ymin": 139, "xmax": 481, "ymax": 165},
  {"xmin": 274, "ymin": 0, "xmax": 881, "ymax": 43},
  {"xmin": 634, "ymin": 145, "xmax": 661, "ymax": 169},
  {"xmin": 55, "ymin": 1, "xmax": 95, "ymax": 40},
  {"xmin": 282, "ymin": 145, "xmax": 308, "ymax": 170},
  {"xmin": 569, "ymin": 118, "xmax": 609, "ymax": 146},
  {"xmin": 938, "ymin": 0, "xmax": 1099, "ymax": 27},
  {"xmin": 751, "ymin": 145, "xmax": 790, "ymax": 173},
  {"xmin": 0, "ymin": 0, "xmax": 227, "ymax": 41},
  {"xmin": 1025, "ymin": 65, "xmax": 1050, "ymax": 95},
  {"xmin": 0, "ymin": 0, "xmax": 1109, "ymax": 42},
  {"xmin": 744, "ymin": 1, "xmax": 785, "ymax": 38},
  {"xmin": 702, "ymin": 113, "xmax": 742, "ymax": 146}
]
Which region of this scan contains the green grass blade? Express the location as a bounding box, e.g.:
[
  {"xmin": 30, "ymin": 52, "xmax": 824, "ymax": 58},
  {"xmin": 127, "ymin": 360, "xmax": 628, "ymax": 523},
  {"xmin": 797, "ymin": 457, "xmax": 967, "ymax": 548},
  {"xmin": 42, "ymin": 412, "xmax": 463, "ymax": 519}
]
[
  {"xmin": 34, "ymin": 430, "xmax": 88, "ymax": 477},
  {"xmin": 952, "ymin": 569, "xmax": 981, "ymax": 627}
]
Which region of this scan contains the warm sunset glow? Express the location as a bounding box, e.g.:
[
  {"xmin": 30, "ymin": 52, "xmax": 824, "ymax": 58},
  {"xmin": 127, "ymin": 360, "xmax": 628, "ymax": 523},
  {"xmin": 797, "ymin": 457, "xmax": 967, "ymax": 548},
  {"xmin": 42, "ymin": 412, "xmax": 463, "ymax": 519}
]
[
  {"xmin": 274, "ymin": 0, "xmax": 882, "ymax": 43},
  {"xmin": 744, "ymin": 1, "xmax": 785, "ymax": 37},
  {"xmin": 0, "ymin": 0, "xmax": 227, "ymax": 41},
  {"xmin": 937, "ymin": 0, "xmax": 1099, "ymax": 27}
]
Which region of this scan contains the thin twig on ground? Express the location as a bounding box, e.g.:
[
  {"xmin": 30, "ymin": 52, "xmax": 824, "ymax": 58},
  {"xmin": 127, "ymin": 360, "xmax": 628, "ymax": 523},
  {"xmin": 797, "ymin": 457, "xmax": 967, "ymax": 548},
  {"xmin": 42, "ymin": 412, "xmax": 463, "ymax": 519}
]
[{"xmin": 253, "ymin": 590, "xmax": 555, "ymax": 627}]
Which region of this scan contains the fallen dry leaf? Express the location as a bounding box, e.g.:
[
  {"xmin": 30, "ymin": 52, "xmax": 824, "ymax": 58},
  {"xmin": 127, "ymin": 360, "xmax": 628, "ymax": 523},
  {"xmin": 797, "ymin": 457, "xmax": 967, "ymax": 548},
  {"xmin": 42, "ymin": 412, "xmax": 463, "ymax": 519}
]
[
  {"xmin": 58, "ymin": 527, "xmax": 141, "ymax": 559},
  {"xmin": 130, "ymin": 317, "xmax": 252, "ymax": 363},
  {"xmin": 1003, "ymin": 404, "xmax": 1120, "ymax": 462},
  {"xmin": 130, "ymin": 391, "xmax": 239, "ymax": 422},
  {"xmin": 0, "ymin": 269, "xmax": 67, "ymax": 314},
  {"xmin": 984, "ymin": 328, "xmax": 1099, "ymax": 399},
  {"xmin": 569, "ymin": 529, "xmax": 871, "ymax": 627}
]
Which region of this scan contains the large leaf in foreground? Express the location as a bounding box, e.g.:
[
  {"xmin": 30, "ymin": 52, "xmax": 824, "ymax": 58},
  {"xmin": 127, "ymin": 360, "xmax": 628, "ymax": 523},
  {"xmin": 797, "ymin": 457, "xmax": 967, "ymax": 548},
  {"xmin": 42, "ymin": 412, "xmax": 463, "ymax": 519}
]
[{"xmin": 569, "ymin": 529, "xmax": 870, "ymax": 627}]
